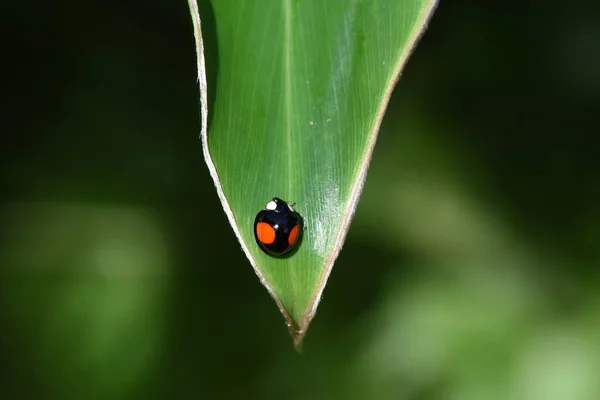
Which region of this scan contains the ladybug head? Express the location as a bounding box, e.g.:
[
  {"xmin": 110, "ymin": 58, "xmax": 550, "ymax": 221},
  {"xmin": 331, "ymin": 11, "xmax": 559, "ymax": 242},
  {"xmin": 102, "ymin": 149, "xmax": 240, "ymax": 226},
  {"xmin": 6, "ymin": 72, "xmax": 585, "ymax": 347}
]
[{"xmin": 266, "ymin": 197, "xmax": 295, "ymax": 213}]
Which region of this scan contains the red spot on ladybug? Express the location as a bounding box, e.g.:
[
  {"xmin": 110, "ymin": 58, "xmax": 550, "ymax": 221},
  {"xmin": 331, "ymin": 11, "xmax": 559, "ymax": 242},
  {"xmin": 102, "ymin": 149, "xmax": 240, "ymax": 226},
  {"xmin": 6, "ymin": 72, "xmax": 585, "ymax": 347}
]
[
  {"xmin": 288, "ymin": 225, "xmax": 300, "ymax": 246},
  {"xmin": 255, "ymin": 222, "xmax": 276, "ymax": 245},
  {"xmin": 254, "ymin": 197, "xmax": 304, "ymax": 257}
]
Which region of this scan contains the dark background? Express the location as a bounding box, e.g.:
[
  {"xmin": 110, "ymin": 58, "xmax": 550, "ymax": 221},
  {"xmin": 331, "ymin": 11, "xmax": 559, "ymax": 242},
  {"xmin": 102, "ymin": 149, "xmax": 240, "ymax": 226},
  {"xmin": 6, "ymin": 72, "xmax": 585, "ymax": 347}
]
[{"xmin": 2, "ymin": 1, "xmax": 599, "ymax": 399}]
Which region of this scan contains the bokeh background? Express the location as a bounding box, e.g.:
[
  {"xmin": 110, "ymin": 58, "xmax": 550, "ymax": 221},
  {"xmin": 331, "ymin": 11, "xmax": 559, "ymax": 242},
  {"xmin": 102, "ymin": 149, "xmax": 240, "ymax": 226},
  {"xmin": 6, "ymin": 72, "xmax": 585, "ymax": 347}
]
[{"xmin": 2, "ymin": 0, "xmax": 599, "ymax": 399}]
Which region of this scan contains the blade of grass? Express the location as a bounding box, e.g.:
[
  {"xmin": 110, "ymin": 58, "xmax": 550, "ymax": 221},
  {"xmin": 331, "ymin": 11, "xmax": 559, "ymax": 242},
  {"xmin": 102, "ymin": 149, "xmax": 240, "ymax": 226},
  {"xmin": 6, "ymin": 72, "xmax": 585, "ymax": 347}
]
[{"xmin": 188, "ymin": 0, "xmax": 438, "ymax": 349}]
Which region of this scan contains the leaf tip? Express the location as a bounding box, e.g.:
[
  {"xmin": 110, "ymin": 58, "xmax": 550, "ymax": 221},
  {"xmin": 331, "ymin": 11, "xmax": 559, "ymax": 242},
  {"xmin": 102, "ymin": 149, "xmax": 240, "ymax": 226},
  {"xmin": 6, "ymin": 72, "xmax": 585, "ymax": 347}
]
[
  {"xmin": 290, "ymin": 326, "xmax": 306, "ymax": 352},
  {"xmin": 282, "ymin": 312, "xmax": 310, "ymax": 352},
  {"xmin": 287, "ymin": 313, "xmax": 319, "ymax": 352}
]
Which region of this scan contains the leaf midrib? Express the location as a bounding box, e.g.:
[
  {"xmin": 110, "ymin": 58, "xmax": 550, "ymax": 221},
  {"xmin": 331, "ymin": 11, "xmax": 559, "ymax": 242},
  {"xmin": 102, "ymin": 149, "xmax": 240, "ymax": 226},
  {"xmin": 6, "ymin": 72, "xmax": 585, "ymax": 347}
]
[{"xmin": 283, "ymin": 0, "xmax": 300, "ymax": 319}]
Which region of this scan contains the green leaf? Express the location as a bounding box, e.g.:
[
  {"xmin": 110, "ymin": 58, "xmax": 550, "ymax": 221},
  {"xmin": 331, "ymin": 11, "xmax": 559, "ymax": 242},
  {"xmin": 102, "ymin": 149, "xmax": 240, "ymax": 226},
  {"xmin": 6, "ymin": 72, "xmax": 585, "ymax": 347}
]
[{"xmin": 188, "ymin": 0, "xmax": 437, "ymax": 348}]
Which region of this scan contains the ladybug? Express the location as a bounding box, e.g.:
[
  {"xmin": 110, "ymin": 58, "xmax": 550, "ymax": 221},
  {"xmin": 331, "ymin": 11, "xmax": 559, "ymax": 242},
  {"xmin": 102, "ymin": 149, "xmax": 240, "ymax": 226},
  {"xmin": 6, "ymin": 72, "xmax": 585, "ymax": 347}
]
[{"xmin": 254, "ymin": 197, "xmax": 304, "ymax": 257}]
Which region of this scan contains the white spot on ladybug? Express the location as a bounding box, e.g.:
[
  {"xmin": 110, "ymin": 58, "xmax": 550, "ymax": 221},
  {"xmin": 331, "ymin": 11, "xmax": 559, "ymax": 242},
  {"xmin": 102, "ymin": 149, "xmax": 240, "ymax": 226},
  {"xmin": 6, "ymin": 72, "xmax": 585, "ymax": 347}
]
[
  {"xmin": 266, "ymin": 200, "xmax": 277, "ymax": 211},
  {"xmin": 287, "ymin": 203, "xmax": 295, "ymax": 212}
]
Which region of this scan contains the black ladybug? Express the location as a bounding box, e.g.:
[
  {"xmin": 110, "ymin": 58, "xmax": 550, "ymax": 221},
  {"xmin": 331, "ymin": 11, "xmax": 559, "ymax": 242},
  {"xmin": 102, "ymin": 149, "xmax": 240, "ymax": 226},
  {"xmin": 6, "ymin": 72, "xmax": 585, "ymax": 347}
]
[{"xmin": 254, "ymin": 197, "xmax": 304, "ymax": 257}]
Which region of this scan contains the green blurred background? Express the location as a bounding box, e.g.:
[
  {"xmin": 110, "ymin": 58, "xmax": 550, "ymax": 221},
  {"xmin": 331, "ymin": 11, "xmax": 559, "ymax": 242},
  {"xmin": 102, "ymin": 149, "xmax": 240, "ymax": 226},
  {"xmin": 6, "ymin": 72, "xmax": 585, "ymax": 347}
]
[{"xmin": 2, "ymin": 1, "xmax": 599, "ymax": 399}]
